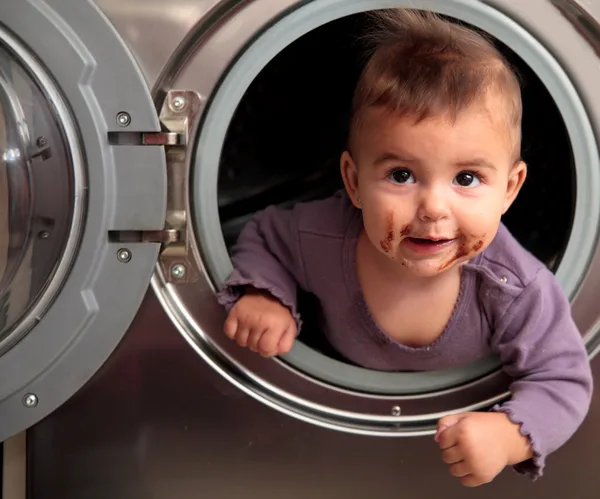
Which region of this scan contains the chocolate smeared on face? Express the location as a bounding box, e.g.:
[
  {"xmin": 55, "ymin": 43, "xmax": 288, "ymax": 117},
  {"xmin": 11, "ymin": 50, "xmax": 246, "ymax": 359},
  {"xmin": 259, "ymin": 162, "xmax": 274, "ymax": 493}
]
[
  {"xmin": 380, "ymin": 211, "xmax": 395, "ymax": 253},
  {"xmin": 472, "ymin": 239, "xmax": 484, "ymax": 252},
  {"xmin": 438, "ymin": 234, "xmax": 486, "ymax": 271},
  {"xmin": 400, "ymin": 223, "xmax": 412, "ymax": 237}
]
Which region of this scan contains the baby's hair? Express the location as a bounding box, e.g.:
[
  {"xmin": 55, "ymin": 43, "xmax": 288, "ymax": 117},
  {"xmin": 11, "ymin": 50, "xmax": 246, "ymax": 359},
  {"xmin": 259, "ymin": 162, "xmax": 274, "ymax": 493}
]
[{"xmin": 349, "ymin": 9, "xmax": 522, "ymax": 161}]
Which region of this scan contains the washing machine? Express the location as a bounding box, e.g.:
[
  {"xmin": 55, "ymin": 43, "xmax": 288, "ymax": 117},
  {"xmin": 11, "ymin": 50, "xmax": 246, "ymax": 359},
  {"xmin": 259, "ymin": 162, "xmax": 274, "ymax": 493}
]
[{"xmin": 0, "ymin": 0, "xmax": 599, "ymax": 497}]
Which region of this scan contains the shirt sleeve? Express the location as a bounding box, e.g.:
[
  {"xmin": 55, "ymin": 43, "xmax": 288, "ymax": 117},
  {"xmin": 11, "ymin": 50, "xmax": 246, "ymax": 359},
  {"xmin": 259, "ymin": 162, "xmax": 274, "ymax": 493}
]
[
  {"xmin": 216, "ymin": 205, "xmax": 308, "ymax": 330},
  {"xmin": 489, "ymin": 266, "xmax": 593, "ymax": 480}
]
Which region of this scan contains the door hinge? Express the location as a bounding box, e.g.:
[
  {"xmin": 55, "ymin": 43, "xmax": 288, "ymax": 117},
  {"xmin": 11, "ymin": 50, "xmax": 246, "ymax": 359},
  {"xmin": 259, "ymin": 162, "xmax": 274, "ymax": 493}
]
[{"xmin": 109, "ymin": 90, "xmax": 205, "ymax": 283}]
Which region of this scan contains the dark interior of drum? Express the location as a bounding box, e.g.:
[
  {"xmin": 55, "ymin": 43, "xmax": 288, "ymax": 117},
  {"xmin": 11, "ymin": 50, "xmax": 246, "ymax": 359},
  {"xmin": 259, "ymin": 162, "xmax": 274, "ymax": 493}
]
[{"xmin": 217, "ymin": 12, "xmax": 575, "ymax": 363}]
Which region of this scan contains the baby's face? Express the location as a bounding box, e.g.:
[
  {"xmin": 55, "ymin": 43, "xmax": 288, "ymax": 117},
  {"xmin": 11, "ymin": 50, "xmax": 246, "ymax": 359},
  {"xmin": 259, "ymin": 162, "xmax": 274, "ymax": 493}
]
[{"xmin": 341, "ymin": 99, "xmax": 526, "ymax": 277}]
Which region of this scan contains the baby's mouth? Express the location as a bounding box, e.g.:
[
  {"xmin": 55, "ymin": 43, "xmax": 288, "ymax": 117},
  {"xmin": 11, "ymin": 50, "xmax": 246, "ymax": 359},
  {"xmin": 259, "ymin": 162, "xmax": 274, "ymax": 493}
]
[
  {"xmin": 406, "ymin": 237, "xmax": 454, "ymax": 245},
  {"xmin": 402, "ymin": 236, "xmax": 456, "ymax": 254}
]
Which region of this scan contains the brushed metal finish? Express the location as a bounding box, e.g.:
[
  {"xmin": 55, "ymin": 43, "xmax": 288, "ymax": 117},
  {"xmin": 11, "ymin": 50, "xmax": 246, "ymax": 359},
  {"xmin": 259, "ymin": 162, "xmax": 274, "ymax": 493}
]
[
  {"xmin": 26, "ymin": 291, "xmax": 600, "ymax": 498},
  {"xmin": 25, "ymin": 0, "xmax": 600, "ymax": 498},
  {"xmin": 97, "ymin": 0, "xmax": 226, "ymax": 89}
]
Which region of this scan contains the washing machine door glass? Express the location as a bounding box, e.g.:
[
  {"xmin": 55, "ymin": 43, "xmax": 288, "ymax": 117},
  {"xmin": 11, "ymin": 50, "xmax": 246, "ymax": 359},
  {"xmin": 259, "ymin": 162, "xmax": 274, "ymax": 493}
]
[{"xmin": 0, "ymin": 43, "xmax": 75, "ymax": 354}]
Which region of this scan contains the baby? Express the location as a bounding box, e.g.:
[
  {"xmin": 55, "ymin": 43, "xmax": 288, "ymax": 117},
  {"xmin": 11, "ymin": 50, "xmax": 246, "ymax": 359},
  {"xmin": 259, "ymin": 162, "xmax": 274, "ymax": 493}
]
[{"xmin": 217, "ymin": 9, "xmax": 592, "ymax": 487}]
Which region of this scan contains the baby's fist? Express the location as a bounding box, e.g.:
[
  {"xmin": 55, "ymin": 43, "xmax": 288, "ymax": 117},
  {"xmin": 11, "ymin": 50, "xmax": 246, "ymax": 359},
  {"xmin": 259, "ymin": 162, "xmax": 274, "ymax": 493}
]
[
  {"xmin": 224, "ymin": 287, "xmax": 297, "ymax": 357},
  {"xmin": 435, "ymin": 411, "xmax": 533, "ymax": 487}
]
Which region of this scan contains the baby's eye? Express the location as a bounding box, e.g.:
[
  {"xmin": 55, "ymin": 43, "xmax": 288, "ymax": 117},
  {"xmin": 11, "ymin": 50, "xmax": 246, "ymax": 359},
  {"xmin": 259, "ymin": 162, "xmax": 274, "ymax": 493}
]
[
  {"xmin": 453, "ymin": 171, "xmax": 481, "ymax": 188},
  {"xmin": 387, "ymin": 168, "xmax": 415, "ymax": 184}
]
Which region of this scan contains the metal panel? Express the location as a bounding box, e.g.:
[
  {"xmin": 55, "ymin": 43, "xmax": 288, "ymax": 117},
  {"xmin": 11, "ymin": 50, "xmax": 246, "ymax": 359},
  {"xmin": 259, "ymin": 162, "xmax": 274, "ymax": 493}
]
[{"xmin": 26, "ymin": 291, "xmax": 600, "ymax": 498}]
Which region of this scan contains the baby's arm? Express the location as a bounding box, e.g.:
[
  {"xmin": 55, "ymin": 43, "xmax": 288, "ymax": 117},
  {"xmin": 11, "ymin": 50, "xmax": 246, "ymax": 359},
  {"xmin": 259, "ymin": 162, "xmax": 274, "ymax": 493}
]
[
  {"xmin": 488, "ymin": 266, "xmax": 593, "ymax": 478},
  {"xmin": 217, "ymin": 205, "xmax": 307, "ymax": 355}
]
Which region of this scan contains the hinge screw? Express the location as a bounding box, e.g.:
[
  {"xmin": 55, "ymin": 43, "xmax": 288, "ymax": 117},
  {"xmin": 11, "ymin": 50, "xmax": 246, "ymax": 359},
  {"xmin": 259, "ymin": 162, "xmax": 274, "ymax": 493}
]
[
  {"xmin": 116, "ymin": 112, "xmax": 131, "ymax": 127},
  {"xmin": 117, "ymin": 248, "xmax": 132, "ymax": 263},
  {"xmin": 171, "ymin": 264, "xmax": 186, "ymax": 278},
  {"xmin": 171, "ymin": 96, "xmax": 186, "ymax": 112}
]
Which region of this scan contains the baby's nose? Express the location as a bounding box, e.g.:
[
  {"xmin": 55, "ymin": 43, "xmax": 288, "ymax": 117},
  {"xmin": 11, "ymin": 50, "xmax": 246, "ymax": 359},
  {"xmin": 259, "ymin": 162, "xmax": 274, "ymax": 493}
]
[{"xmin": 418, "ymin": 191, "xmax": 451, "ymax": 222}]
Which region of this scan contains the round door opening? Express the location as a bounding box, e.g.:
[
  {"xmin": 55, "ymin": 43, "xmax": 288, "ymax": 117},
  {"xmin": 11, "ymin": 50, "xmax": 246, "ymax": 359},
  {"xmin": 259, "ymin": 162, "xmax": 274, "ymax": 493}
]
[
  {"xmin": 170, "ymin": 0, "xmax": 600, "ymax": 433},
  {"xmin": 211, "ymin": 7, "xmax": 588, "ymax": 395},
  {"xmin": 218, "ymin": 11, "xmax": 575, "ymax": 366}
]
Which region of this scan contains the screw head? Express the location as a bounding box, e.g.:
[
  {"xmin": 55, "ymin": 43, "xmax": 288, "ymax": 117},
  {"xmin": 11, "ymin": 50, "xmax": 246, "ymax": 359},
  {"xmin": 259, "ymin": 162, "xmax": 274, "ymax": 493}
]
[
  {"xmin": 117, "ymin": 248, "xmax": 132, "ymax": 263},
  {"xmin": 171, "ymin": 264, "xmax": 186, "ymax": 278},
  {"xmin": 36, "ymin": 136, "xmax": 47, "ymax": 147},
  {"xmin": 391, "ymin": 406, "xmax": 401, "ymax": 417},
  {"xmin": 23, "ymin": 393, "xmax": 38, "ymax": 408},
  {"xmin": 38, "ymin": 230, "xmax": 50, "ymax": 240},
  {"xmin": 116, "ymin": 112, "xmax": 131, "ymax": 127},
  {"xmin": 171, "ymin": 96, "xmax": 186, "ymax": 111}
]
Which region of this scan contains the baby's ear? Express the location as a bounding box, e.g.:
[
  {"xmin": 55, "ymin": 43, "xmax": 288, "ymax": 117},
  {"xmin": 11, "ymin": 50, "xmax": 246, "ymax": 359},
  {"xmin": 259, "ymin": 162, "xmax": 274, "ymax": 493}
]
[
  {"xmin": 340, "ymin": 151, "xmax": 361, "ymax": 209},
  {"xmin": 502, "ymin": 161, "xmax": 527, "ymax": 214}
]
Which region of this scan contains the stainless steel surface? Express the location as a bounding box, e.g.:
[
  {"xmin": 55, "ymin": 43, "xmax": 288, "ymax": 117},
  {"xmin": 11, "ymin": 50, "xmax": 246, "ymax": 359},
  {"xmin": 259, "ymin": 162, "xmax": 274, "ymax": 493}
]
[
  {"xmin": 99, "ymin": 0, "xmax": 226, "ymax": 89},
  {"xmin": 21, "ymin": 0, "xmax": 600, "ymax": 497},
  {"xmin": 26, "ymin": 291, "xmax": 600, "ymax": 498}
]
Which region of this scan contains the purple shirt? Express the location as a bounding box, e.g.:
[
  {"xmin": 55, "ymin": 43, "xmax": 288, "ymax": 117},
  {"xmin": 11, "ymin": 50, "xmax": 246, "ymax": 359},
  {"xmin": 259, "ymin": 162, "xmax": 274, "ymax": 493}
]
[{"xmin": 218, "ymin": 190, "xmax": 592, "ymax": 479}]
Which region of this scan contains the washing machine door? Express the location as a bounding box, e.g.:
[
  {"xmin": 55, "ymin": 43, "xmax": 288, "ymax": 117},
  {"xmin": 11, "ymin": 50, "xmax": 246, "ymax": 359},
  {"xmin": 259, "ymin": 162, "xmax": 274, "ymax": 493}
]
[{"xmin": 0, "ymin": 1, "xmax": 167, "ymax": 440}]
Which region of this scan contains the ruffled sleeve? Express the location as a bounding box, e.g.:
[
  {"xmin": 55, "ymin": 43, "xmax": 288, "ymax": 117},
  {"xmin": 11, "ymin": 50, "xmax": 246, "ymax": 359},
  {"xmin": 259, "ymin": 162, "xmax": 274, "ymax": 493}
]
[
  {"xmin": 217, "ymin": 204, "xmax": 308, "ymax": 331},
  {"xmin": 489, "ymin": 266, "xmax": 592, "ymax": 480}
]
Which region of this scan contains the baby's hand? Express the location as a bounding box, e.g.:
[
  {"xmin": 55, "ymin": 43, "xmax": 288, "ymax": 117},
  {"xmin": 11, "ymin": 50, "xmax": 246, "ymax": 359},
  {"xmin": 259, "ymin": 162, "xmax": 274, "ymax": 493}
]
[
  {"xmin": 223, "ymin": 287, "xmax": 297, "ymax": 357},
  {"xmin": 435, "ymin": 412, "xmax": 533, "ymax": 487}
]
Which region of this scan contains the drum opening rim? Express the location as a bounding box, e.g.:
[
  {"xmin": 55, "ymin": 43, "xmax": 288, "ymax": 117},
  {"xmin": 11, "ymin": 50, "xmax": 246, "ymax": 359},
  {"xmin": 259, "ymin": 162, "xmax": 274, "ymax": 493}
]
[{"xmin": 166, "ymin": 0, "xmax": 600, "ymax": 430}]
